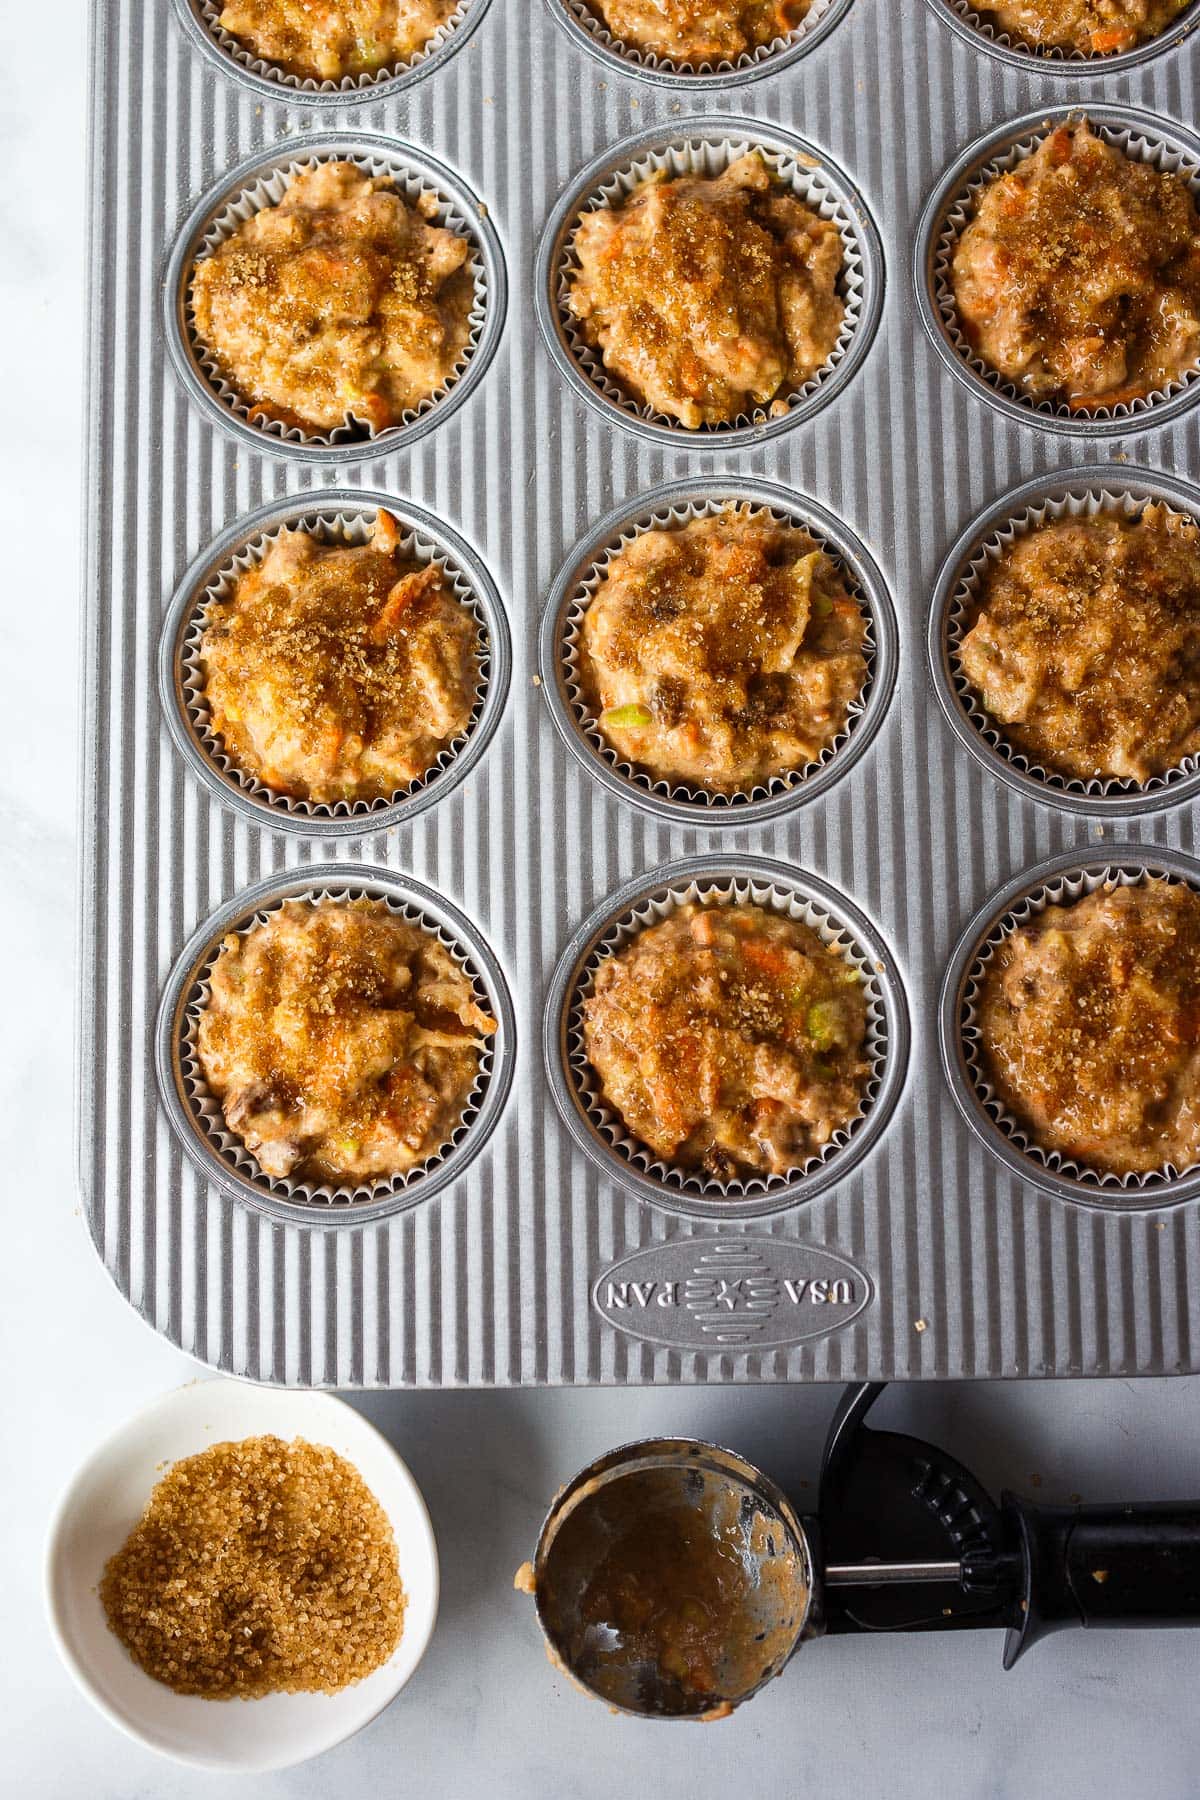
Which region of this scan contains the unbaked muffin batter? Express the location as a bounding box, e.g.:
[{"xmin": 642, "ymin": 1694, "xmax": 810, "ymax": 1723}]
[
  {"xmin": 978, "ymin": 879, "xmax": 1200, "ymax": 1176},
  {"xmin": 579, "ymin": 508, "xmax": 868, "ymax": 793},
  {"xmin": 959, "ymin": 504, "xmax": 1200, "ymax": 783},
  {"xmin": 201, "ymin": 509, "xmax": 479, "ymax": 805},
  {"xmin": 216, "ymin": 0, "xmax": 457, "ymax": 79},
  {"xmin": 567, "ymin": 151, "xmax": 844, "ymax": 427},
  {"xmin": 190, "ymin": 161, "xmax": 474, "ymax": 435},
  {"xmin": 951, "ymin": 122, "xmax": 1200, "ymax": 410},
  {"xmin": 198, "ymin": 899, "xmax": 496, "ymax": 1183},
  {"xmin": 581, "ymin": 0, "xmax": 811, "ymax": 61},
  {"xmin": 583, "ymin": 901, "xmax": 869, "ymax": 1179},
  {"xmin": 969, "ymin": 0, "xmax": 1187, "ymax": 54}
]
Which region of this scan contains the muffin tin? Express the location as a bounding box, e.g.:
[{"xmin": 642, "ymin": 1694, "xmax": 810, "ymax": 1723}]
[{"xmin": 80, "ymin": 0, "xmax": 1200, "ymax": 1385}]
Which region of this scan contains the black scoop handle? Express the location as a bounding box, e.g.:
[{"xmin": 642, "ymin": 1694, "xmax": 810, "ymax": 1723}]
[{"xmin": 1002, "ymin": 1495, "xmax": 1200, "ymax": 1667}]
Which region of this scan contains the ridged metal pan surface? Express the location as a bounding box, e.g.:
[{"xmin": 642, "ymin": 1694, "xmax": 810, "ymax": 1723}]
[{"xmin": 80, "ymin": 0, "xmax": 1200, "ymax": 1385}]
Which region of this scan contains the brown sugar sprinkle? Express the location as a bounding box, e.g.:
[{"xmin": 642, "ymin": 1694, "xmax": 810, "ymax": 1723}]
[{"xmin": 99, "ymin": 1435, "xmax": 405, "ymax": 1699}]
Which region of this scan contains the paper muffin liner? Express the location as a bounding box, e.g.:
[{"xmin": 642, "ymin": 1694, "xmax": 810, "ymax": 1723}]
[
  {"xmin": 927, "ymin": 0, "xmax": 1200, "ymax": 73},
  {"xmin": 550, "ymin": 0, "xmax": 852, "ymax": 84},
  {"xmin": 165, "ymin": 497, "xmax": 505, "ymax": 834},
  {"xmin": 935, "ymin": 474, "xmax": 1200, "ymax": 813},
  {"xmin": 537, "ymin": 123, "xmax": 881, "ymax": 447},
  {"xmin": 167, "ymin": 138, "xmax": 501, "ymax": 459},
  {"xmin": 945, "ymin": 851, "xmax": 1200, "ymax": 1204},
  {"xmin": 156, "ymin": 870, "xmax": 515, "ymax": 1221},
  {"xmin": 178, "ymin": 0, "xmax": 487, "ymax": 100},
  {"xmin": 921, "ymin": 108, "xmax": 1200, "ymax": 434},
  {"xmin": 544, "ymin": 858, "xmax": 909, "ymax": 1218},
  {"xmin": 545, "ymin": 485, "xmax": 896, "ymax": 824}
]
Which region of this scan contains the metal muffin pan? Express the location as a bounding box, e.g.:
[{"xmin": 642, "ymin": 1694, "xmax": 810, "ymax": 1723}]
[
  {"xmin": 534, "ymin": 116, "xmax": 885, "ymax": 450},
  {"xmin": 155, "ymin": 866, "xmax": 517, "ymax": 1226},
  {"xmin": 171, "ymin": 0, "xmax": 495, "ymax": 103},
  {"xmin": 544, "ymin": 855, "xmax": 911, "ymax": 1220},
  {"xmin": 543, "ymin": 0, "xmax": 857, "ymax": 87},
  {"xmin": 920, "ymin": 0, "xmax": 1200, "ymax": 75},
  {"xmin": 158, "ymin": 489, "xmax": 512, "ymax": 836},
  {"xmin": 939, "ymin": 847, "xmax": 1200, "ymax": 1212},
  {"xmin": 80, "ymin": 0, "xmax": 1200, "ymax": 1384},
  {"xmin": 914, "ymin": 104, "xmax": 1200, "ymax": 438},
  {"xmin": 163, "ymin": 133, "xmax": 508, "ymax": 462},
  {"xmin": 539, "ymin": 475, "xmax": 898, "ymax": 827},
  {"xmin": 927, "ymin": 463, "xmax": 1200, "ymax": 817}
]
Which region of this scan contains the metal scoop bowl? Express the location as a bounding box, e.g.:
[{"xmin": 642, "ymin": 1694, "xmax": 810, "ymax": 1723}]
[{"xmin": 528, "ymin": 1437, "xmax": 816, "ymax": 1719}]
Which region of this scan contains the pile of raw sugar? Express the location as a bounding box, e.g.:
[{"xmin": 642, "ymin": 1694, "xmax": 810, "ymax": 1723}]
[{"xmin": 99, "ymin": 1434, "xmax": 405, "ymax": 1698}]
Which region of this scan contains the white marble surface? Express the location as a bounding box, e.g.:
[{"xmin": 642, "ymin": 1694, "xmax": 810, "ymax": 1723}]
[{"xmin": 4, "ymin": 7, "xmax": 1200, "ymax": 1796}]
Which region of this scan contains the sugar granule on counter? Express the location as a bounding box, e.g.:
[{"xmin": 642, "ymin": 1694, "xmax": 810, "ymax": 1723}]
[{"xmin": 99, "ymin": 1434, "xmax": 405, "ymax": 1699}]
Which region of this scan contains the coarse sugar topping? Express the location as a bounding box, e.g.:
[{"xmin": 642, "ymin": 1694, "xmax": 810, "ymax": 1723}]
[{"xmin": 99, "ymin": 1434, "xmax": 406, "ymax": 1698}]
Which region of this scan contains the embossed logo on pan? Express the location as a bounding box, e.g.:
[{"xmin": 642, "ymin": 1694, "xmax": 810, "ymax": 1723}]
[{"xmin": 592, "ymin": 1237, "xmax": 872, "ymax": 1351}]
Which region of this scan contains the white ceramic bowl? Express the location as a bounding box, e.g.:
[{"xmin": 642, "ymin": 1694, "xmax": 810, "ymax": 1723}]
[{"xmin": 44, "ymin": 1378, "xmax": 439, "ymax": 1773}]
